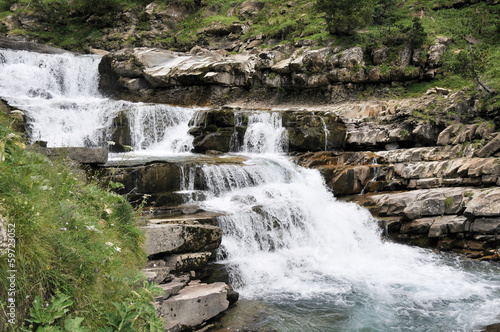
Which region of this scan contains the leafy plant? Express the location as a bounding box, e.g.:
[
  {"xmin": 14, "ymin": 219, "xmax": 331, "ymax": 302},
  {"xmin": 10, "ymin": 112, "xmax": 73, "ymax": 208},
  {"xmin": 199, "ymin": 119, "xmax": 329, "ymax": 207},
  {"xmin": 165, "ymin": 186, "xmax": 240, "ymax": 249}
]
[
  {"xmin": 27, "ymin": 294, "xmax": 73, "ymax": 326},
  {"xmin": 315, "ymin": 0, "xmax": 374, "ymax": 36}
]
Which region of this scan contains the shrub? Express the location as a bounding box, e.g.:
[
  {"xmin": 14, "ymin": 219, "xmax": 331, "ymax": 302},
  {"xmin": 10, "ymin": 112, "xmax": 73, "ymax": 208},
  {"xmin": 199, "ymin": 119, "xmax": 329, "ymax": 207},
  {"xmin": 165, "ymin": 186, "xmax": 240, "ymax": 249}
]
[{"xmin": 315, "ymin": 0, "xmax": 374, "ymax": 36}]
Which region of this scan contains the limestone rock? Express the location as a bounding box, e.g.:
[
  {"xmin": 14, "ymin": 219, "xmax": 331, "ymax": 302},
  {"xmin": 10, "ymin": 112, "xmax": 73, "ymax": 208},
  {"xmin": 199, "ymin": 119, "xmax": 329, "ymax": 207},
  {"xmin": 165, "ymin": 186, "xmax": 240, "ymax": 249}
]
[
  {"xmin": 164, "ymin": 252, "xmax": 213, "ymax": 272},
  {"xmin": 239, "ymin": 1, "xmax": 265, "ymax": 18},
  {"xmin": 141, "ymin": 224, "xmax": 222, "ymax": 256},
  {"xmin": 372, "ymin": 47, "xmax": 389, "ymax": 65},
  {"xmin": 142, "ymin": 266, "xmax": 172, "ymax": 284},
  {"xmin": 339, "ymin": 47, "xmax": 364, "ymax": 69},
  {"xmin": 46, "ymin": 147, "xmax": 108, "ymax": 164},
  {"xmin": 158, "ymin": 282, "xmax": 230, "ymax": 328},
  {"xmin": 427, "ymin": 43, "xmax": 447, "ymax": 68},
  {"xmin": 470, "ymin": 218, "xmax": 500, "ymax": 234},
  {"xmin": 476, "ymin": 134, "xmax": 500, "ymax": 158},
  {"xmin": 464, "ymin": 188, "xmax": 500, "ymax": 218},
  {"xmin": 282, "ymin": 111, "xmax": 346, "ymax": 152}
]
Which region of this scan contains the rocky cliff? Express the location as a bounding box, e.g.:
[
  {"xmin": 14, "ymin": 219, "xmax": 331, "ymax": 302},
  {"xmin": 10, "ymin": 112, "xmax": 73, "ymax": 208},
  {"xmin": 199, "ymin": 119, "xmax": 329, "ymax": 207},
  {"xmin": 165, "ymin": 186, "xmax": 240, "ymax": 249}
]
[{"xmin": 98, "ymin": 38, "xmax": 451, "ymax": 106}]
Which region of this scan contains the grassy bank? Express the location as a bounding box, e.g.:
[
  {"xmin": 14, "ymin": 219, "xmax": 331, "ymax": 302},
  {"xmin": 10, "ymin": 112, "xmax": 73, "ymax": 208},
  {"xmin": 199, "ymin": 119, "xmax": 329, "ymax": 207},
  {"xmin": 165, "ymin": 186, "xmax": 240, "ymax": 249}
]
[{"xmin": 0, "ymin": 106, "xmax": 162, "ymax": 331}]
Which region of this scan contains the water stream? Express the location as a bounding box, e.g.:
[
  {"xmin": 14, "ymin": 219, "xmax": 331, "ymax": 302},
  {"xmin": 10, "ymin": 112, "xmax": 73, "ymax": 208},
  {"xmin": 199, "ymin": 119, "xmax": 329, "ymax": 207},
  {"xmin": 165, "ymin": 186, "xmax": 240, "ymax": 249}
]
[{"xmin": 1, "ymin": 48, "xmax": 499, "ymax": 331}]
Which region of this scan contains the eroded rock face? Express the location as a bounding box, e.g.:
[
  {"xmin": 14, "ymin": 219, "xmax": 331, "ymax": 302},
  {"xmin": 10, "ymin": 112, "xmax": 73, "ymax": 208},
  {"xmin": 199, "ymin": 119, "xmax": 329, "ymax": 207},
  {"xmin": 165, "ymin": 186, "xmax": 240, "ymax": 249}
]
[
  {"xmin": 141, "ymin": 223, "xmax": 222, "ymax": 257},
  {"xmin": 98, "ymin": 39, "xmax": 449, "ymax": 104},
  {"xmin": 188, "ymin": 108, "xmax": 346, "ymax": 153}
]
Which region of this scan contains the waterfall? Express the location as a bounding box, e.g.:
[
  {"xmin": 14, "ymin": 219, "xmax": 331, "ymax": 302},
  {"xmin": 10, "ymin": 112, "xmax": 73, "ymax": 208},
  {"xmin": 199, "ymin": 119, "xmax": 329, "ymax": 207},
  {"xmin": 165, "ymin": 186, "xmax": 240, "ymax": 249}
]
[
  {"xmin": 0, "ymin": 48, "xmax": 196, "ymax": 152},
  {"xmin": 360, "ymin": 157, "xmax": 379, "ymax": 195},
  {"xmin": 320, "ymin": 117, "xmax": 329, "ymax": 151},
  {"xmin": 242, "ymin": 112, "xmax": 288, "ymax": 153},
  {"xmin": 197, "ymin": 113, "xmax": 500, "ymax": 331},
  {"xmin": 2, "ymin": 49, "xmax": 499, "ymax": 331}
]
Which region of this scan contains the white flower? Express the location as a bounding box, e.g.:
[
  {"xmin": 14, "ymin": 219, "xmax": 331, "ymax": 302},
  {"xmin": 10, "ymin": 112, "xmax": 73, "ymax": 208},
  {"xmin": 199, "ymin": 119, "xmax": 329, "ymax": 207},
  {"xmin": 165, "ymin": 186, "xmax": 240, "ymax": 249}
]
[{"xmin": 85, "ymin": 225, "xmax": 102, "ymax": 233}]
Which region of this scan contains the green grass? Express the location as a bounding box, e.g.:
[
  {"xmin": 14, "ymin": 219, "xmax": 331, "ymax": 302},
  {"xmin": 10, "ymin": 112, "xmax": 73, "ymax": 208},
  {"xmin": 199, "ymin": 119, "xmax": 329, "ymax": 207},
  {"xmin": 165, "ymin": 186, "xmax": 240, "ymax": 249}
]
[{"xmin": 0, "ymin": 110, "xmax": 162, "ymax": 330}]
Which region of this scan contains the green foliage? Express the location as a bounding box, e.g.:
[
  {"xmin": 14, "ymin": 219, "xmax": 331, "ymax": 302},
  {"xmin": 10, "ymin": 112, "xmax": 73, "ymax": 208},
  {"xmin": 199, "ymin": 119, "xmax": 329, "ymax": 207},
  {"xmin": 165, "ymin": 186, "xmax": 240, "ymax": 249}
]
[
  {"xmin": 27, "ymin": 293, "xmax": 73, "ymax": 326},
  {"xmin": 315, "ymin": 0, "xmax": 374, "ymax": 36},
  {"xmin": 0, "ymin": 115, "xmax": 159, "ymax": 329},
  {"xmin": 0, "ymin": 0, "xmax": 15, "ymax": 11},
  {"xmin": 372, "ymin": 0, "xmax": 398, "ymax": 25},
  {"xmin": 72, "ymin": 0, "xmax": 121, "ymax": 17}
]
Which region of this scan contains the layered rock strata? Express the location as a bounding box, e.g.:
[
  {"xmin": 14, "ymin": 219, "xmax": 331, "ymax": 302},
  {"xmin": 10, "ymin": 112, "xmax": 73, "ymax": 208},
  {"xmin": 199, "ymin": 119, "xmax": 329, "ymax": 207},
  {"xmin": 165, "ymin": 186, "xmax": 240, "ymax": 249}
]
[
  {"xmin": 140, "ymin": 212, "xmax": 238, "ymax": 331},
  {"xmin": 98, "ymin": 39, "xmax": 450, "ymax": 105}
]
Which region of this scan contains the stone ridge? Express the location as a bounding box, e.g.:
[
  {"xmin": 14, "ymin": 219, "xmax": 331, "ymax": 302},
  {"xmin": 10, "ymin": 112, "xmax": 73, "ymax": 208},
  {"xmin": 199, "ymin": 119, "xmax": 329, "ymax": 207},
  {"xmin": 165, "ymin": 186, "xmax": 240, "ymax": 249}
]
[{"xmin": 98, "ymin": 39, "xmax": 450, "ymax": 106}]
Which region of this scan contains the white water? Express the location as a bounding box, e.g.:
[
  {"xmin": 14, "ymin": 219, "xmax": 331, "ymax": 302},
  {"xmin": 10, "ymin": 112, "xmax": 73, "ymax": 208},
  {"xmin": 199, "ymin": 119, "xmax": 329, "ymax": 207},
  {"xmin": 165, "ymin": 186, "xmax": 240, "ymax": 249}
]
[
  {"xmin": 196, "ymin": 114, "xmax": 500, "ymax": 331},
  {"xmin": 0, "ymin": 49, "xmax": 195, "ymax": 153},
  {"xmin": 2, "ymin": 49, "xmax": 499, "ymax": 331}
]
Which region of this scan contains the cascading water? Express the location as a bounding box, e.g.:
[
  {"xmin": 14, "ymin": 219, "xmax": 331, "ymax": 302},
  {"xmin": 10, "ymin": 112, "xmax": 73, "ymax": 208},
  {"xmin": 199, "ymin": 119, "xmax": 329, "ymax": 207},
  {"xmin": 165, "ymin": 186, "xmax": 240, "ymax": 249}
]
[
  {"xmin": 195, "ymin": 113, "xmax": 500, "ymax": 331},
  {"xmin": 0, "ymin": 48, "xmax": 196, "ymax": 154},
  {"xmin": 2, "ymin": 49, "xmax": 499, "ymax": 331}
]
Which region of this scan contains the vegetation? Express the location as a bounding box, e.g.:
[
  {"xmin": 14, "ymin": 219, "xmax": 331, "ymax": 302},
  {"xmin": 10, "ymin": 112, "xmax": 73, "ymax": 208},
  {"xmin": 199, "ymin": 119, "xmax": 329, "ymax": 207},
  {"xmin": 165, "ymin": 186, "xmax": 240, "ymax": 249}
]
[
  {"xmin": 0, "ymin": 108, "xmax": 163, "ymax": 331},
  {"xmin": 0, "ymin": 0, "xmax": 497, "ymax": 98}
]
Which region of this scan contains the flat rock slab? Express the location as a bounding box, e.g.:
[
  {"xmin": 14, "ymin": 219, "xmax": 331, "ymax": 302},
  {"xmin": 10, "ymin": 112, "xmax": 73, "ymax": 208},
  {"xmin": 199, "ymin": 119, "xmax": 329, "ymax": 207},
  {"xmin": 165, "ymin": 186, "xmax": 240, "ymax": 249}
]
[
  {"xmin": 165, "ymin": 252, "xmax": 212, "ymax": 272},
  {"xmin": 141, "ymin": 223, "xmax": 222, "ymax": 256},
  {"xmin": 142, "ymin": 266, "xmax": 172, "ymax": 284},
  {"xmin": 46, "ymin": 147, "xmax": 108, "ymax": 164},
  {"xmin": 158, "ymin": 282, "xmax": 230, "ymax": 328},
  {"xmin": 148, "ymin": 211, "xmax": 223, "ymax": 226}
]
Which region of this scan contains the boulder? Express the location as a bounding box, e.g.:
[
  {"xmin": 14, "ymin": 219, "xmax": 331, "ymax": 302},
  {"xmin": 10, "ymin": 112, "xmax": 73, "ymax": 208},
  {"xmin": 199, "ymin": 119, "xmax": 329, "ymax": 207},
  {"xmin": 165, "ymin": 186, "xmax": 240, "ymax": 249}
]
[
  {"xmin": 464, "ymin": 188, "xmax": 500, "ymax": 218},
  {"xmin": 476, "ymin": 135, "xmax": 500, "ymax": 158},
  {"xmin": 239, "ymin": 1, "xmax": 265, "ymax": 18},
  {"xmin": 157, "ymin": 282, "xmax": 230, "ymax": 329},
  {"xmin": 372, "ymin": 47, "xmax": 389, "ymax": 65},
  {"xmin": 339, "ymin": 47, "xmax": 364, "ymax": 69},
  {"xmin": 427, "ymin": 42, "xmax": 447, "ymax": 68},
  {"xmin": 141, "ymin": 224, "xmax": 222, "ymax": 256},
  {"xmin": 470, "ymin": 218, "xmax": 500, "ymax": 234}
]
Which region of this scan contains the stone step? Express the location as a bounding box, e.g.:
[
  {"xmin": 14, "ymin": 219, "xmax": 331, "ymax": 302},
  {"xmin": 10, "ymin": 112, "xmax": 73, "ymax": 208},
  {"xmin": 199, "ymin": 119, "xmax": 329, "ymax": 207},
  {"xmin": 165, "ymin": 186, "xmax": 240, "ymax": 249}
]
[
  {"xmin": 142, "ymin": 266, "xmax": 172, "ymax": 284},
  {"xmin": 147, "ymin": 210, "xmax": 223, "ymax": 226},
  {"xmin": 141, "ymin": 223, "xmax": 222, "ymax": 257}
]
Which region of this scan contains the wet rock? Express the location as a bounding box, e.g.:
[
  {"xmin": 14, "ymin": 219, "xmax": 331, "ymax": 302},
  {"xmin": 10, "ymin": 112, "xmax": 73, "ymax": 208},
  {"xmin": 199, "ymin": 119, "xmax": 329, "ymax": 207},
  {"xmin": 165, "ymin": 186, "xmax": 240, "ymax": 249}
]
[
  {"xmin": 283, "ymin": 111, "xmax": 346, "ymax": 152},
  {"xmin": 110, "ymin": 111, "xmax": 132, "ymax": 153},
  {"xmin": 193, "ymin": 130, "xmax": 234, "ymax": 153},
  {"xmin": 401, "ymin": 217, "xmax": 434, "ymax": 234},
  {"xmin": 141, "ymin": 223, "xmax": 222, "ymax": 256},
  {"xmin": 0, "ymin": 37, "xmax": 68, "ymax": 54}
]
